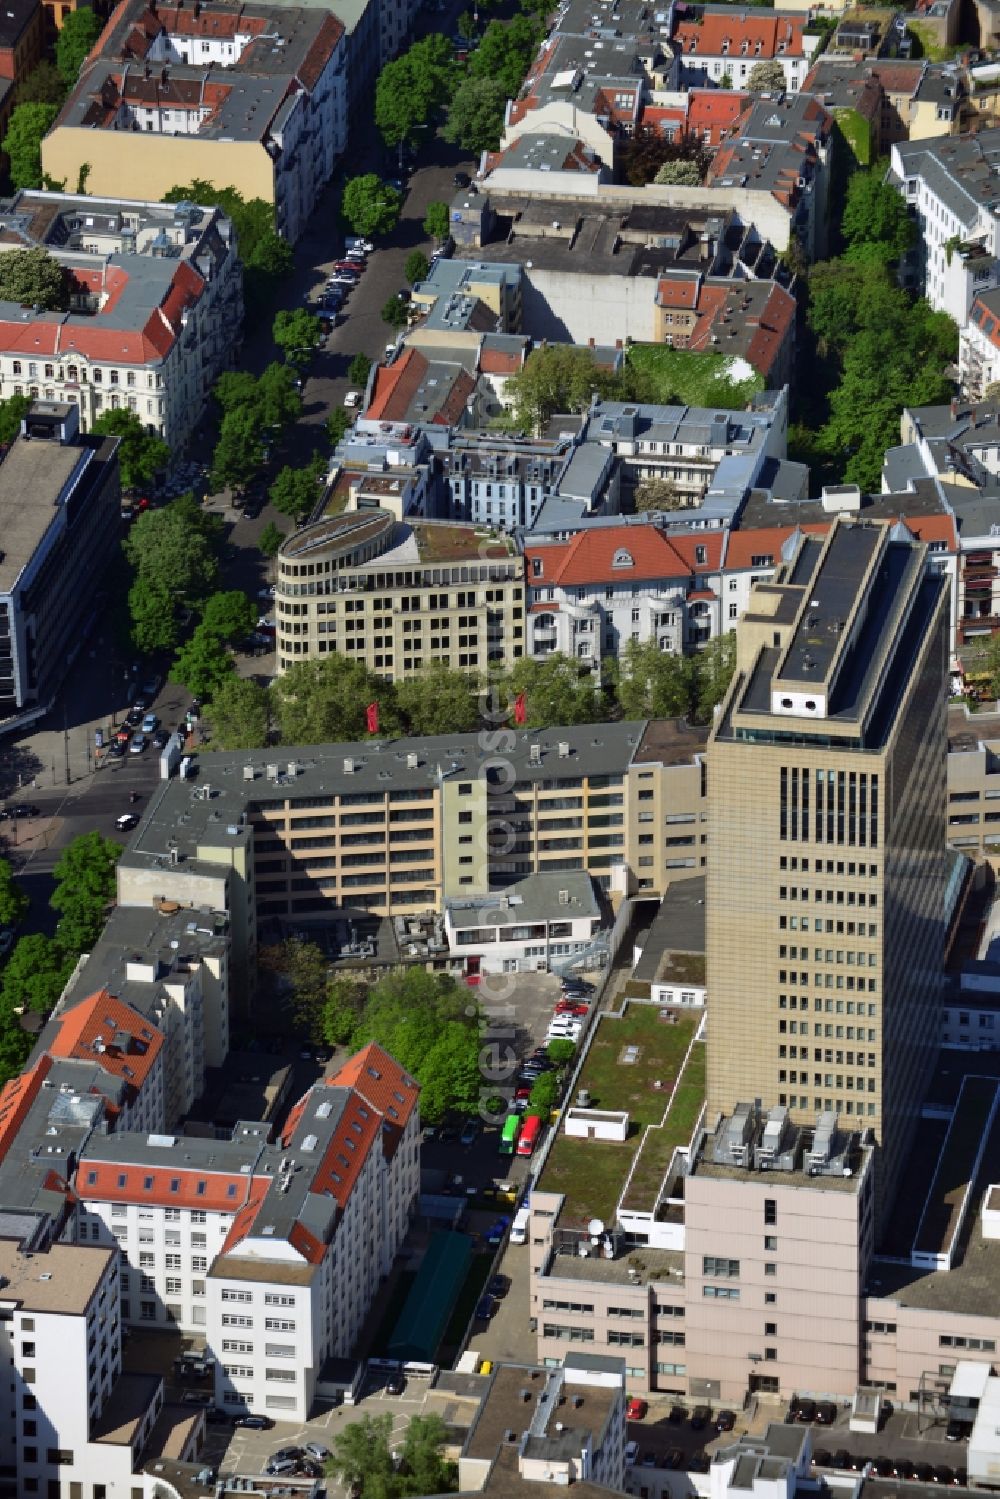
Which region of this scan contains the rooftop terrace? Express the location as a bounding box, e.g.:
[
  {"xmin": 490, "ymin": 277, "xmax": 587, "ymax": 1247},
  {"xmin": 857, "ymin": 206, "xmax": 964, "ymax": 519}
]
[{"xmin": 538, "ymin": 1003, "xmax": 703, "ymax": 1227}]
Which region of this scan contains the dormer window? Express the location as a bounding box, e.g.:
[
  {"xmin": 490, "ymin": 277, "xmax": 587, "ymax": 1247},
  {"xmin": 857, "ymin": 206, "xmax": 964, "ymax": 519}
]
[
  {"xmin": 612, "ymin": 548, "xmax": 635, "ymax": 568},
  {"xmin": 755, "ymin": 39, "xmax": 764, "ymax": 53},
  {"xmin": 740, "ymin": 39, "xmax": 749, "ymax": 53},
  {"xmin": 721, "ymin": 36, "xmax": 730, "ymax": 52}
]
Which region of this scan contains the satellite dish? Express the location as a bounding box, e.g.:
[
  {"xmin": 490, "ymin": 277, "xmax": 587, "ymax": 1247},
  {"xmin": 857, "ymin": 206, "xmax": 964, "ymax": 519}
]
[{"xmin": 588, "ymin": 1218, "xmax": 605, "ymax": 1238}]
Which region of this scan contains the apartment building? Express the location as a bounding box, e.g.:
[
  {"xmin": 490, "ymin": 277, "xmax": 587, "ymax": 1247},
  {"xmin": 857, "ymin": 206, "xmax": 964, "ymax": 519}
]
[
  {"xmin": 892, "ymin": 131, "xmax": 1000, "ymax": 326},
  {"xmin": 42, "ymin": 0, "xmax": 347, "ymax": 245},
  {"xmin": 0, "ymin": 191, "xmax": 241, "ymax": 451},
  {"xmin": 50, "ymin": 900, "xmax": 231, "ymax": 1123},
  {"xmin": 76, "ymin": 1044, "xmax": 420, "ymax": 1421},
  {"xmin": 524, "ymin": 520, "xmax": 726, "ymax": 663},
  {"xmin": 444, "ymin": 869, "xmax": 607, "ymax": 978},
  {"xmin": 458, "ymin": 1358, "xmax": 628, "ymax": 1493},
  {"xmin": 114, "ymin": 721, "xmax": 711, "ymax": 963},
  {"xmin": 960, "ymin": 287, "xmax": 1000, "ymax": 396},
  {"xmin": 670, "ymin": 7, "xmax": 819, "ymax": 93},
  {"xmin": 706, "ymin": 519, "xmax": 949, "ymax": 1215},
  {"xmin": 273, "ymin": 511, "xmax": 525, "ymax": 677},
  {"xmin": 0, "ymin": 401, "xmax": 120, "ymax": 734}
]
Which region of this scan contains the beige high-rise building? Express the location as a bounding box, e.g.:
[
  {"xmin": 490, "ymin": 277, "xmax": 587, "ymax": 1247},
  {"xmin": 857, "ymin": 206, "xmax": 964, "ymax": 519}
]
[{"xmin": 706, "ymin": 518, "xmax": 949, "ymax": 1214}]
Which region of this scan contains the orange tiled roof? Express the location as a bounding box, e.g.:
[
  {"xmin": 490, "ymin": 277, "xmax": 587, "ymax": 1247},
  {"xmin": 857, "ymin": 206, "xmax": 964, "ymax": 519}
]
[
  {"xmin": 48, "ymin": 989, "xmax": 165, "ymax": 1101},
  {"xmin": 673, "ymin": 10, "xmax": 807, "ymax": 57},
  {"xmin": 525, "ymin": 526, "xmax": 723, "ymax": 588},
  {"xmin": 79, "ymin": 1159, "xmax": 267, "ymax": 1211},
  {"xmin": 0, "ymin": 1056, "xmax": 53, "ymax": 1167}
]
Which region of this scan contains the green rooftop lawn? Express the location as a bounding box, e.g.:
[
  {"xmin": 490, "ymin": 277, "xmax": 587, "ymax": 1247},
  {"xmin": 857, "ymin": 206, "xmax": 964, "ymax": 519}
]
[
  {"xmin": 538, "ymin": 1004, "xmax": 700, "ymax": 1227},
  {"xmin": 628, "ymin": 345, "xmax": 765, "ymax": 411},
  {"xmin": 621, "ymin": 1042, "xmax": 706, "ymax": 1213}
]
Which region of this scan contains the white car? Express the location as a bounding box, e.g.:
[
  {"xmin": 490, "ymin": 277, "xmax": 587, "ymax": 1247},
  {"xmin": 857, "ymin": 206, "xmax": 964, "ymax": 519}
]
[{"xmin": 344, "ymin": 390, "xmax": 361, "ymax": 408}]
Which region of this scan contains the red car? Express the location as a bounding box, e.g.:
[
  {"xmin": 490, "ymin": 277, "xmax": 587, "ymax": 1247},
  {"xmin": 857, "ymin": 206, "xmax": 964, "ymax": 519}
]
[
  {"xmin": 627, "ymin": 1398, "xmax": 648, "ymax": 1421},
  {"xmin": 556, "ymin": 1002, "xmax": 588, "ymax": 1017},
  {"xmin": 332, "ymin": 261, "xmax": 362, "ymax": 275},
  {"xmin": 514, "ymin": 1085, "xmax": 531, "ymax": 1101}
]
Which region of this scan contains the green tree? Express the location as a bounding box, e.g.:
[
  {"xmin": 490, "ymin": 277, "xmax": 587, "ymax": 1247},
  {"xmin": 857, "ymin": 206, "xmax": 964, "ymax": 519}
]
[
  {"xmin": 214, "ymin": 370, "xmax": 260, "ymax": 413},
  {"xmin": 547, "ymin": 1038, "xmax": 576, "ymax": 1066},
  {"xmin": 528, "ymin": 1069, "xmax": 559, "ymax": 1116},
  {"xmin": 272, "ymin": 308, "xmax": 322, "ymax": 367},
  {"xmin": 259, "ymin": 521, "xmax": 286, "ymax": 559},
  {"xmin": 654, "ymin": 158, "xmax": 702, "ymax": 185},
  {"xmin": 171, "ymin": 624, "xmax": 235, "ymax": 702},
  {"xmin": 0, "ymin": 1001, "xmax": 32, "ymax": 1088},
  {"xmin": 381, "ymin": 295, "xmax": 410, "ymax": 330},
  {"xmin": 91, "ymin": 409, "xmax": 170, "ymax": 490},
  {"xmin": 398, "ymin": 1414, "xmax": 458, "ymax": 1496},
  {"xmin": 127, "ymin": 576, "xmax": 180, "ymax": 655},
  {"xmin": 841, "ymin": 166, "xmax": 915, "ymax": 264},
  {"xmin": 403, "ymin": 251, "xmax": 429, "ymax": 286},
  {"xmin": 617, "ymin": 638, "xmax": 695, "ymax": 719},
  {"xmin": 0, "ymin": 859, "xmax": 28, "ymax": 930},
  {"xmin": 272, "ymin": 655, "xmax": 397, "ymax": 744},
  {"xmin": 123, "ymin": 499, "xmax": 220, "ymax": 611},
  {"xmin": 207, "ymin": 675, "xmax": 271, "ymax": 750},
  {"xmin": 200, "ymin": 590, "xmax": 257, "ymax": 643},
  {"xmin": 2, "ymin": 103, "xmax": 59, "ymax": 190},
  {"xmin": 322, "ymin": 975, "xmax": 369, "ymax": 1047},
  {"xmin": 394, "ymin": 662, "xmax": 480, "ymax": 734},
  {"xmin": 349, "ymin": 969, "xmax": 480, "ymax": 1123},
  {"xmin": 16, "ymin": 62, "xmax": 66, "ymax": 106},
  {"xmin": 442, "ymin": 75, "xmax": 508, "ymax": 154},
  {"xmin": 0, "ymin": 392, "xmax": 31, "ymax": 446},
  {"xmin": 55, "ymin": 7, "xmax": 103, "ymax": 85},
  {"xmin": 746, "ymin": 58, "xmax": 787, "ymax": 92},
  {"xmin": 1, "ymin": 934, "xmax": 72, "ymax": 1017},
  {"xmin": 502, "ymin": 655, "xmax": 604, "ymax": 727},
  {"xmin": 50, "ymin": 832, "xmax": 121, "ymax": 955},
  {"xmin": 210, "ymin": 406, "xmax": 265, "ymax": 495},
  {"xmin": 0, "ymin": 245, "xmax": 67, "ymax": 310},
  {"xmin": 326, "ymin": 407, "xmax": 351, "ymax": 446},
  {"xmin": 374, "ymin": 35, "xmax": 455, "ymax": 149},
  {"xmin": 423, "ymin": 201, "xmax": 450, "ymax": 241},
  {"xmin": 327, "ymin": 1415, "xmax": 397, "ymax": 1499},
  {"xmin": 164, "ymin": 182, "xmax": 291, "ymax": 297},
  {"xmin": 505, "ymin": 343, "xmax": 628, "ymax": 432},
  {"xmin": 691, "ymin": 633, "xmax": 736, "ymax": 724},
  {"xmin": 259, "ymin": 937, "xmax": 329, "ymax": 1040},
  {"xmin": 217, "ymin": 361, "xmax": 302, "ymax": 433},
  {"xmin": 972, "ymin": 635, "xmax": 1000, "ymax": 701},
  {"xmin": 342, "ymin": 174, "xmax": 403, "ymax": 239},
  {"xmin": 268, "ymin": 457, "xmax": 326, "ymax": 522},
  {"xmin": 634, "ymin": 476, "xmax": 682, "ymax": 511},
  {"xmin": 457, "ymin": 9, "xmax": 477, "ymax": 40},
  {"xmin": 348, "ymin": 352, "xmax": 373, "ymax": 387},
  {"xmin": 469, "ymin": 15, "xmax": 541, "ymax": 95}
]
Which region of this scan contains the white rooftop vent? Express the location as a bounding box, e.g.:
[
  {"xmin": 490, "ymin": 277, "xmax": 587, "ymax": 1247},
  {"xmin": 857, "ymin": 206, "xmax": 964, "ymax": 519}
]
[
  {"xmin": 266, "ymin": 763, "xmax": 279, "ymax": 781},
  {"xmin": 301, "ymin": 1133, "xmax": 319, "ymax": 1152},
  {"xmin": 558, "ymin": 741, "xmax": 570, "ymax": 758},
  {"xmin": 243, "ymin": 765, "xmax": 255, "ymax": 781},
  {"xmin": 406, "ymin": 753, "xmax": 419, "ymax": 769},
  {"xmin": 529, "ymin": 743, "xmax": 542, "ymax": 764},
  {"xmin": 344, "ymin": 758, "xmax": 356, "ymax": 774}
]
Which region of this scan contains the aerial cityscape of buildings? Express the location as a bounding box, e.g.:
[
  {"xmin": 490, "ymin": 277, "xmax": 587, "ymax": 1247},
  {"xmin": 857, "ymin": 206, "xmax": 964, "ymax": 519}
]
[{"xmin": 10, "ymin": 0, "xmax": 1000, "ymax": 1492}]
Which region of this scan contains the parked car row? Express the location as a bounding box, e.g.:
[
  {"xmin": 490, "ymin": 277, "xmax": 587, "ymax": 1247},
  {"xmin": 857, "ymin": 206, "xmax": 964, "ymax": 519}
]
[
  {"xmin": 787, "ymin": 1399, "xmax": 838, "ymax": 1426},
  {"xmin": 813, "ymin": 1451, "xmax": 966, "ymax": 1485},
  {"xmin": 544, "ymin": 977, "xmax": 596, "ymax": 1046},
  {"xmin": 265, "ymin": 1442, "xmax": 330, "ymax": 1479}
]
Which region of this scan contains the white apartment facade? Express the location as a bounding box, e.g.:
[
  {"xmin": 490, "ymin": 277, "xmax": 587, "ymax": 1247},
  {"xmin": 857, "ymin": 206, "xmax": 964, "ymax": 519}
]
[{"xmin": 892, "ymin": 132, "xmax": 1000, "ymax": 326}]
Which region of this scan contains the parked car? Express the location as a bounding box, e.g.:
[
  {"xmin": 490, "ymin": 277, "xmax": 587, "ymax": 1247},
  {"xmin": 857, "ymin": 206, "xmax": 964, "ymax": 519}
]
[
  {"xmin": 141, "ymin": 712, "xmax": 159, "ymax": 734},
  {"xmin": 115, "ymin": 812, "xmax": 140, "ymax": 831},
  {"xmin": 487, "ymin": 1274, "xmax": 509, "ymax": 1298},
  {"xmin": 344, "ymin": 390, "xmax": 362, "ymax": 408},
  {"xmin": 5, "ymin": 803, "xmax": 40, "ymax": 818},
  {"xmin": 180, "ymin": 1391, "xmax": 212, "ymax": 1406},
  {"xmin": 894, "ymin": 1461, "xmax": 916, "ymax": 1479},
  {"xmin": 460, "ymin": 1119, "xmax": 480, "ymax": 1147},
  {"xmin": 107, "ymin": 742, "xmax": 126, "ymax": 760},
  {"xmin": 454, "ymin": 170, "xmax": 471, "ymax": 187},
  {"xmin": 475, "ymin": 1294, "xmax": 496, "ymax": 1321},
  {"xmin": 716, "ymin": 1410, "xmax": 736, "ymax": 1432},
  {"xmin": 794, "ymin": 1400, "xmax": 817, "ymax": 1424},
  {"xmin": 815, "ymin": 1402, "xmax": 837, "ymax": 1426},
  {"xmin": 625, "ymin": 1441, "xmax": 639, "ymax": 1466},
  {"xmin": 486, "ymin": 1216, "xmax": 509, "ymax": 1245},
  {"xmin": 626, "ymin": 1398, "xmax": 648, "ymax": 1421},
  {"xmin": 270, "ymin": 1448, "xmax": 304, "ymax": 1465},
  {"xmin": 235, "ymin": 1414, "xmax": 274, "ymax": 1430},
  {"xmin": 297, "ymin": 1460, "xmax": 324, "ymax": 1479},
  {"xmin": 871, "ymin": 1458, "xmax": 894, "ymax": 1478},
  {"xmin": 152, "ymin": 729, "xmax": 170, "ymax": 750},
  {"xmin": 0, "ymin": 929, "xmax": 14, "ymax": 958},
  {"xmin": 668, "ymin": 1405, "xmax": 685, "ymax": 1424},
  {"xmin": 813, "ymin": 1451, "xmax": 832, "ymax": 1468},
  {"xmin": 690, "ymin": 1406, "xmax": 711, "ymax": 1431},
  {"xmin": 266, "ymin": 1458, "xmax": 298, "ymax": 1477},
  {"xmin": 305, "ymin": 1443, "xmax": 332, "ymax": 1461},
  {"xmin": 129, "ymin": 733, "xmax": 147, "ymax": 755},
  {"xmin": 946, "ymin": 1420, "xmax": 967, "ymax": 1443},
  {"xmin": 385, "ymin": 1373, "xmax": 407, "ymax": 1396}
]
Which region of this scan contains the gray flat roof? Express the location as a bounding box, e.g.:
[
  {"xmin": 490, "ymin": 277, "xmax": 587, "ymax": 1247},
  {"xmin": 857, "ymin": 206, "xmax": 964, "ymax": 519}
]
[
  {"xmin": 0, "ymin": 1238, "xmax": 112, "ymax": 1314},
  {"xmin": 446, "ymin": 870, "xmax": 599, "ymax": 928},
  {"xmin": 0, "ymin": 437, "xmax": 88, "ymax": 593},
  {"xmin": 122, "ymin": 721, "xmax": 652, "ymax": 873}
]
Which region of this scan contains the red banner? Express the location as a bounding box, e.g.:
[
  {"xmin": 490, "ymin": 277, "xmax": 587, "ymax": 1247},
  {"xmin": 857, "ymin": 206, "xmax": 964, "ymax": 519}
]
[
  {"xmin": 514, "ymin": 692, "xmax": 527, "ymax": 726},
  {"xmin": 366, "ymin": 702, "xmax": 379, "ymax": 735}
]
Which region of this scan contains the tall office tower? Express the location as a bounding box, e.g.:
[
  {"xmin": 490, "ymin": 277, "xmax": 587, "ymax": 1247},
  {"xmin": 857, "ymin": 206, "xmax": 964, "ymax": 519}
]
[{"xmin": 706, "ymin": 518, "xmax": 948, "ymax": 1218}]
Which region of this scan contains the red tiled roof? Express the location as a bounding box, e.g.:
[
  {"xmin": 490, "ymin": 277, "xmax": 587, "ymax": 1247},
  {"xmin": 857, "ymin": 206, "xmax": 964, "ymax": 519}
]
[
  {"xmin": 971, "ymin": 293, "xmax": 1000, "ymax": 352},
  {"xmin": 365, "ymin": 348, "xmax": 427, "ymax": 421},
  {"xmin": 296, "ymin": 11, "xmax": 345, "ymax": 91},
  {"xmin": 525, "ymin": 526, "xmax": 723, "ymax": 588},
  {"xmin": 673, "ymin": 10, "xmax": 807, "ymax": 57},
  {"xmin": 309, "ymin": 1091, "xmax": 380, "ymax": 1207},
  {"xmin": 656, "ymin": 275, "xmax": 700, "ymax": 309},
  {"xmin": 686, "ymin": 87, "xmax": 750, "ymax": 143},
  {"xmin": 479, "ymin": 345, "xmax": 524, "ymax": 375},
  {"xmin": 331, "ymin": 1043, "xmax": 420, "ymax": 1131},
  {"xmin": 723, "ymin": 524, "xmax": 827, "ymax": 569},
  {"xmin": 0, "ymin": 1056, "xmax": 52, "ymax": 1167},
  {"xmin": 79, "ymin": 1159, "xmax": 266, "ymax": 1212},
  {"xmin": 48, "ymin": 989, "xmax": 165, "ymax": 1101},
  {"xmin": 219, "ymin": 1177, "xmax": 272, "ymax": 1254}
]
